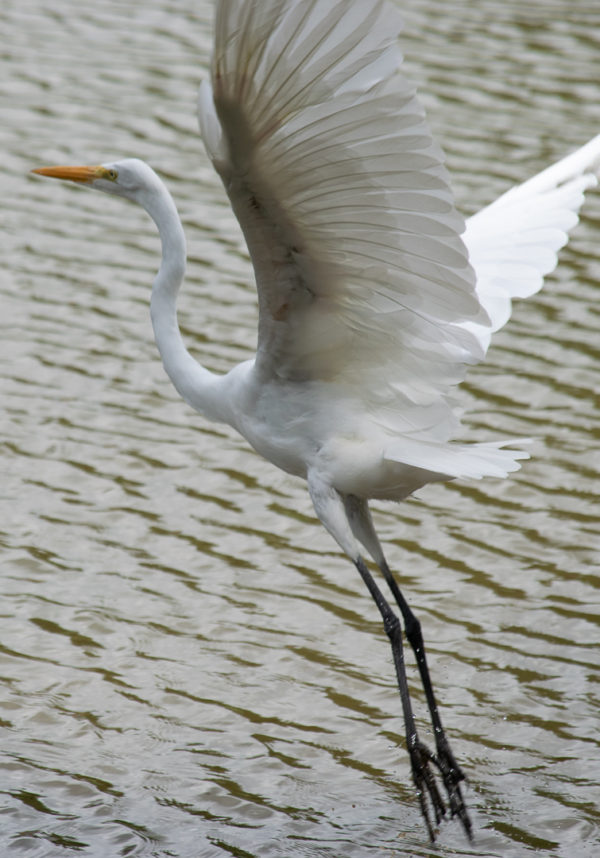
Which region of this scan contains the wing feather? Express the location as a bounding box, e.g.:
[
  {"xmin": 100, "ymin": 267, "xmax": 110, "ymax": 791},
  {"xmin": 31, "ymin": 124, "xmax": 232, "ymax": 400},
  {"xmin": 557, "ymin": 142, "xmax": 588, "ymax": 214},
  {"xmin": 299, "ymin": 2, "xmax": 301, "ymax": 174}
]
[
  {"xmin": 463, "ymin": 135, "xmax": 600, "ymax": 351},
  {"xmin": 200, "ymin": 0, "xmax": 484, "ymax": 418},
  {"xmin": 198, "ymin": 1, "xmax": 599, "ymax": 479}
]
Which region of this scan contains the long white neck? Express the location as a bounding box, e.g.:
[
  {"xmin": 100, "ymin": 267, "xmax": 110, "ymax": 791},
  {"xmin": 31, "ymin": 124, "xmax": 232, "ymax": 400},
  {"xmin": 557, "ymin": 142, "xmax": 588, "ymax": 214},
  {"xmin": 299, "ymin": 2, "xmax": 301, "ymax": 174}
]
[{"xmin": 142, "ymin": 181, "xmax": 230, "ymax": 424}]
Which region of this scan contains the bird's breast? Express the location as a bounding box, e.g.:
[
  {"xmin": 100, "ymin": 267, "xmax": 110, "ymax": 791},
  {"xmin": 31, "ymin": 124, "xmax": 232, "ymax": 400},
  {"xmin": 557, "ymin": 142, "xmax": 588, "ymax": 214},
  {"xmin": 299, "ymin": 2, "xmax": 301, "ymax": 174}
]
[{"xmin": 224, "ymin": 367, "xmax": 442, "ymax": 500}]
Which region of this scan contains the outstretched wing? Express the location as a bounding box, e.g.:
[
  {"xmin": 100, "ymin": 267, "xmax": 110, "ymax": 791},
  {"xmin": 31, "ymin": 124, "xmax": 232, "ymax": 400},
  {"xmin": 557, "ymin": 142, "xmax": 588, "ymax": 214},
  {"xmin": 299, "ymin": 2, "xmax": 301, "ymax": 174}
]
[
  {"xmin": 463, "ymin": 134, "xmax": 600, "ymax": 352},
  {"xmin": 199, "ymin": 0, "xmax": 487, "ymax": 412}
]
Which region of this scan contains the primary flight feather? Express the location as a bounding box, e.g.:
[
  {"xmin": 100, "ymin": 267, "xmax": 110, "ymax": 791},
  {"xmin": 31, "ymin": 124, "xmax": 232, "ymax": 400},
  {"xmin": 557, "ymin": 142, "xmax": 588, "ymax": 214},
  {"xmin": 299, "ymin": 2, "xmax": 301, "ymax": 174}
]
[{"xmin": 33, "ymin": 0, "xmax": 600, "ymax": 842}]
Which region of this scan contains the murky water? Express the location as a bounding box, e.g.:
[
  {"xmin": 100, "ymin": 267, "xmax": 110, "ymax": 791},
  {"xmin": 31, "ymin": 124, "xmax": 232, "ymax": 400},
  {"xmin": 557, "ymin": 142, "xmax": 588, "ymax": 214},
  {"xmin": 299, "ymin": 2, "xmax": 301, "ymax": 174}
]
[{"xmin": 2, "ymin": 1, "xmax": 599, "ymax": 856}]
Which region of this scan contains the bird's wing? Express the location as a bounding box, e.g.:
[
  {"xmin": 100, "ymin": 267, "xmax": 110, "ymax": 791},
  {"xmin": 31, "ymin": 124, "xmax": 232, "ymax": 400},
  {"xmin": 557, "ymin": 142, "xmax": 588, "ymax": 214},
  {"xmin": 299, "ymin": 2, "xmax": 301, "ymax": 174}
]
[
  {"xmin": 199, "ymin": 0, "xmax": 487, "ymax": 411},
  {"xmin": 463, "ymin": 134, "xmax": 600, "ymax": 353}
]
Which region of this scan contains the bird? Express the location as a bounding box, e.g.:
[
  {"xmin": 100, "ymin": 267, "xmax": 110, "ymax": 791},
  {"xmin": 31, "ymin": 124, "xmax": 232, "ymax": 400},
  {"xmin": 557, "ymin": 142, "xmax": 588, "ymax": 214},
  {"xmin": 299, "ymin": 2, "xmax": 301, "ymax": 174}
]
[{"xmin": 32, "ymin": 0, "xmax": 600, "ymax": 843}]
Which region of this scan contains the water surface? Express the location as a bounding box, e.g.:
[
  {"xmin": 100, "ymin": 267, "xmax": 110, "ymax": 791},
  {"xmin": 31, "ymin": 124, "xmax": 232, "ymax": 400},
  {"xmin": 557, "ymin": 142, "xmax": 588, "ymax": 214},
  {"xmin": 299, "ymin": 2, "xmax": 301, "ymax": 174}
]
[{"xmin": 1, "ymin": 1, "xmax": 599, "ymax": 856}]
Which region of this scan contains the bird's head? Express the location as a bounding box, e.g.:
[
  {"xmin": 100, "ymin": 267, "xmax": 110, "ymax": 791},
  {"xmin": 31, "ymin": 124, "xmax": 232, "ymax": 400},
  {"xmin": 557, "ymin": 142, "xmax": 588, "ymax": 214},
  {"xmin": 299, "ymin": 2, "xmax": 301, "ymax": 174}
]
[{"xmin": 32, "ymin": 158, "xmax": 160, "ymax": 203}]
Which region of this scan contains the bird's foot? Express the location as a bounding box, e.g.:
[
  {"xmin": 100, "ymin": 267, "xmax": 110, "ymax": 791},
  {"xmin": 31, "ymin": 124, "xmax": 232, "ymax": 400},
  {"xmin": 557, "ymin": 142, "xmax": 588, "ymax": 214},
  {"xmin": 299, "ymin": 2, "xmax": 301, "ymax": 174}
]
[
  {"xmin": 408, "ymin": 733, "xmax": 472, "ymax": 842},
  {"xmin": 408, "ymin": 737, "xmax": 447, "ymax": 841},
  {"xmin": 433, "ymin": 733, "xmax": 472, "ymax": 840}
]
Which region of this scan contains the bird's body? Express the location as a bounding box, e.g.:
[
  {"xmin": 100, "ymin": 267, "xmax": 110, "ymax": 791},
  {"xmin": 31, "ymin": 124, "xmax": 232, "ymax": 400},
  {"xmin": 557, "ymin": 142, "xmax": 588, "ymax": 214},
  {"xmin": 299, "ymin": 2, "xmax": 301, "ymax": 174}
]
[{"xmin": 33, "ymin": 0, "xmax": 600, "ymax": 842}]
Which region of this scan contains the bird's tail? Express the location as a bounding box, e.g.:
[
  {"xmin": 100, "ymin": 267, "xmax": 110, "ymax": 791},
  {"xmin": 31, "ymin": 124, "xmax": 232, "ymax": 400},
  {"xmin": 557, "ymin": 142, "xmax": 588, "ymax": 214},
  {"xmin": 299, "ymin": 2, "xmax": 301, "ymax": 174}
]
[{"xmin": 384, "ymin": 435, "xmax": 531, "ymax": 482}]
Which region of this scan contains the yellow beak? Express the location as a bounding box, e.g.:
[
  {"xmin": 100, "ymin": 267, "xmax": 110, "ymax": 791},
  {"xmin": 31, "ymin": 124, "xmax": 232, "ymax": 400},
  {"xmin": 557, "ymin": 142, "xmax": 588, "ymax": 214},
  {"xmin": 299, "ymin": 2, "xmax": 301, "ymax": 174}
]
[{"xmin": 31, "ymin": 165, "xmax": 108, "ymax": 183}]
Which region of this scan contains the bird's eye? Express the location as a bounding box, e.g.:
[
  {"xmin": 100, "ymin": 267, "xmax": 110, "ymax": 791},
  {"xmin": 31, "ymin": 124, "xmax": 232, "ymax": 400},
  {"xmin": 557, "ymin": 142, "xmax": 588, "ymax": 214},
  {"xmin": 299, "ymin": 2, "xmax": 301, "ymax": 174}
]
[{"xmin": 107, "ymin": 169, "xmax": 118, "ymax": 181}]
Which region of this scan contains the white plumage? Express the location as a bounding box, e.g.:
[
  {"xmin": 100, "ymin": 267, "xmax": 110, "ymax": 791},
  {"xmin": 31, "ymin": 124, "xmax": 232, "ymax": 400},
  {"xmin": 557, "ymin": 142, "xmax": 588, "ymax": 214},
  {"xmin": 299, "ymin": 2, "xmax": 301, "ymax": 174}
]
[
  {"xmin": 199, "ymin": 0, "xmax": 599, "ymax": 491},
  {"xmin": 33, "ymin": 0, "xmax": 600, "ymax": 841}
]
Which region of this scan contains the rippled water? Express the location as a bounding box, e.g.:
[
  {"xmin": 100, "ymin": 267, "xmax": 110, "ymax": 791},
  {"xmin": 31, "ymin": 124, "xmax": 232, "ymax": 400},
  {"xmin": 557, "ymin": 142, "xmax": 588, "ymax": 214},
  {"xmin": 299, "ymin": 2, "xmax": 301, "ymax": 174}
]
[{"xmin": 2, "ymin": 1, "xmax": 599, "ymax": 856}]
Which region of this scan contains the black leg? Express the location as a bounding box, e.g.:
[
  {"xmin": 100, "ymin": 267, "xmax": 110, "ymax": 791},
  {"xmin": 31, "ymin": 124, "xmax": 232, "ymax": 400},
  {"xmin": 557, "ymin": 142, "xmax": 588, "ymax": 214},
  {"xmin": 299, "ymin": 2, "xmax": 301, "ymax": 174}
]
[
  {"xmin": 379, "ymin": 559, "xmax": 472, "ymax": 839},
  {"xmin": 354, "ymin": 557, "xmax": 447, "ymax": 840},
  {"xmin": 310, "ymin": 486, "xmax": 470, "ymax": 839}
]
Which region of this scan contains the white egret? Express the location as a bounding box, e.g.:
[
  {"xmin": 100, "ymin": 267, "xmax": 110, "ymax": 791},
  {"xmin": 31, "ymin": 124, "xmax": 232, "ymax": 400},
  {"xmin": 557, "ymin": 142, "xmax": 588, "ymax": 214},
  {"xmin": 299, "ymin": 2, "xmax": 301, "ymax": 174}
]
[{"xmin": 33, "ymin": 0, "xmax": 600, "ymax": 842}]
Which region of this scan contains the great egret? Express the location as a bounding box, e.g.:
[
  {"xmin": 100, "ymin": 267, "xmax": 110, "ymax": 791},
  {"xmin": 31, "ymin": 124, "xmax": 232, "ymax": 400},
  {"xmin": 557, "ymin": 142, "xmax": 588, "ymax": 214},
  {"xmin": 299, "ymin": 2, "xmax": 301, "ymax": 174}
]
[{"xmin": 33, "ymin": 0, "xmax": 599, "ymax": 842}]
